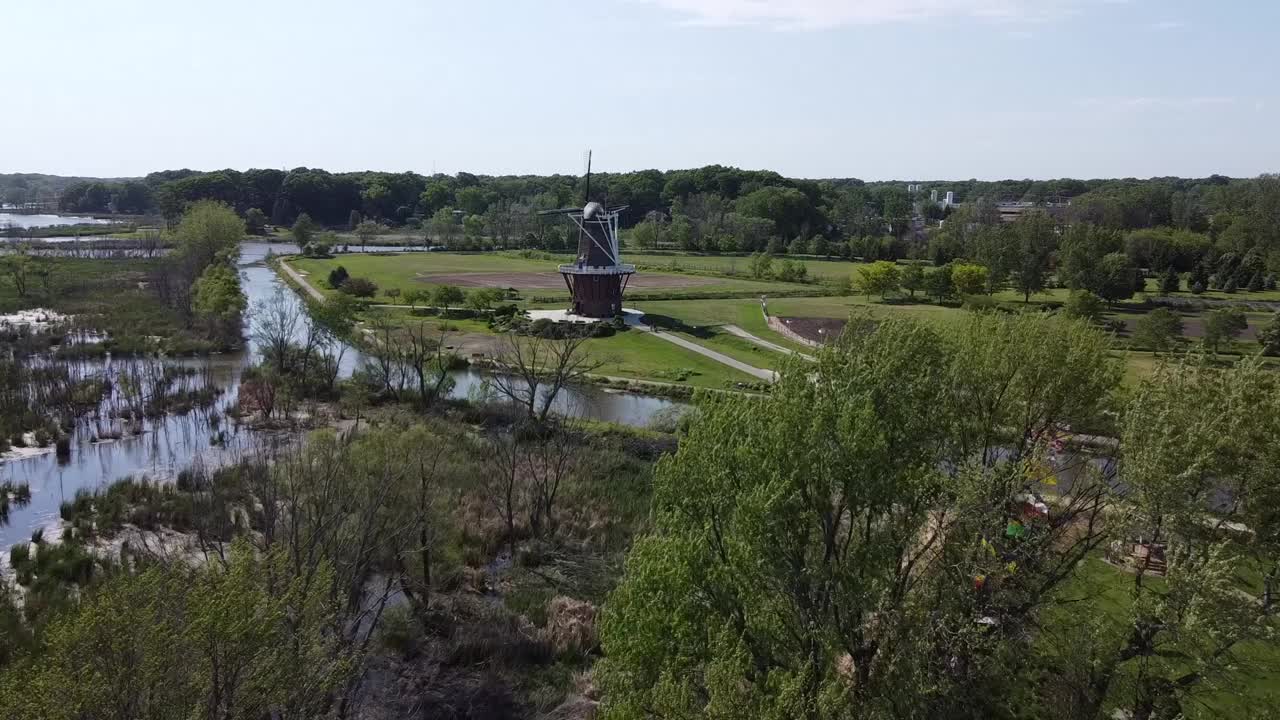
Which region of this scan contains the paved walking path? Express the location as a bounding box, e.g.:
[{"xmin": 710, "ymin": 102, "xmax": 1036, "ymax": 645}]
[
  {"xmin": 278, "ymin": 259, "xmax": 326, "ymax": 302},
  {"xmin": 723, "ymin": 324, "xmax": 814, "ymax": 360},
  {"xmin": 635, "ymin": 325, "xmax": 777, "ymax": 382}
]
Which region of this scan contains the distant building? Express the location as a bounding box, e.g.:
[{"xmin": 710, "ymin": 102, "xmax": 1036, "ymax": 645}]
[{"xmin": 994, "ymin": 201, "xmax": 1071, "ymax": 223}]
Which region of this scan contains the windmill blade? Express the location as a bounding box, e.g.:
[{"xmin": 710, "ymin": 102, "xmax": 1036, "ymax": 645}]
[{"xmin": 537, "ymin": 207, "xmax": 581, "ymax": 216}]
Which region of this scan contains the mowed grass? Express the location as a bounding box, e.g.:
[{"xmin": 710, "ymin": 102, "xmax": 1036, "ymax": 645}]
[
  {"xmin": 620, "ymin": 252, "xmax": 871, "ymax": 282},
  {"xmin": 289, "ymin": 252, "xmax": 808, "ymax": 304},
  {"xmin": 583, "ymin": 331, "xmax": 759, "ymax": 388}
]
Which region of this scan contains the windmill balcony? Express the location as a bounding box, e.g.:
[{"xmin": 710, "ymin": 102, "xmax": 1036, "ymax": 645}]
[{"xmin": 558, "ymin": 263, "xmax": 636, "ymax": 275}]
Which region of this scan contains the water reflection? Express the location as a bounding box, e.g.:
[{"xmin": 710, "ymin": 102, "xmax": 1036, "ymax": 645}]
[{"xmin": 0, "ymin": 242, "xmax": 684, "ymax": 548}]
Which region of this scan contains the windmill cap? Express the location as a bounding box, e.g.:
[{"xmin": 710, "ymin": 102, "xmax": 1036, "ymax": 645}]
[{"xmin": 583, "ymin": 201, "xmax": 605, "ymax": 219}]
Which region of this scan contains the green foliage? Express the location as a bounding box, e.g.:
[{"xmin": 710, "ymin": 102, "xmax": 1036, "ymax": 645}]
[
  {"xmin": 950, "ymin": 262, "xmax": 987, "ymax": 296},
  {"xmin": 1258, "ymin": 312, "xmax": 1280, "ymax": 356},
  {"xmin": 430, "ymin": 284, "xmax": 465, "ymax": 313},
  {"xmin": 339, "ymin": 276, "xmax": 378, "ymax": 298},
  {"xmin": 599, "ymin": 313, "xmax": 1121, "ymax": 719},
  {"xmin": 1131, "ymin": 307, "xmax": 1183, "ymax": 353},
  {"xmin": 748, "ymin": 251, "xmax": 774, "ymax": 279},
  {"xmin": 853, "ymin": 260, "xmax": 900, "ymax": 299},
  {"xmin": 291, "ymin": 212, "xmax": 318, "ymax": 245},
  {"xmin": 1202, "ymin": 306, "xmax": 1248, "ymax": 352},
  {"xmin": 1062, "ymin": 289, "xmax": 1105, "ymax": 323},
  {"xmin": 244, "ymin": 207, "xmax": 267, "ymax": 235},
  {"xmin": 899, "ymin": 262, "xmax": 925, "ymax": 298},
  {"xmin": 924, "ymin": 263, "xmax": 953, "ymax": 301},
  {"xmin": 327, "ymin": 265, "xmax": 349, "ymax": 289},
  {"xmin": 0, "ymin": 542, "xmax": 347, "ymax": 720}
]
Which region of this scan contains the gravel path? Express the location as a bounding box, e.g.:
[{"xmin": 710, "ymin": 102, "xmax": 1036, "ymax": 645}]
[
  {"xmin": 723, "ymin": 324, "xmax": 814, "ymax": 359},
  {"xmin": 278, "ymin": 259, "xmax": 326, "ymax": 302},
  {"xmin": 636, "ymin": 326, "xmax": 777, "ymax": 382}
]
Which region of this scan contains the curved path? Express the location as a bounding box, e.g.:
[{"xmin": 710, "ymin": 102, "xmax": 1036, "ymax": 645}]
[
  {"xmin": 723, "ymin": 324, "xmax": 814, "ymax": 360},
  {"xmin": 277, "ymin": 259, "xmax": 326, "ymax": 302},
  {"xmin": 634, "ymin": 325, "xmax": 777, "ymax": 382}
]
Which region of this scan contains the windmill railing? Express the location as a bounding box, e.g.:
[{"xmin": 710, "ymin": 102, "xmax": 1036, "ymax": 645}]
[{"xmin": 558, "ymin": 263, "xmax": 636, "ymax": 275}]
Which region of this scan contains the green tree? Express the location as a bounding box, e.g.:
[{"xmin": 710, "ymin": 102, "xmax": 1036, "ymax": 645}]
[
  {"xmin": 951, "ymin": 262, "xmax": 988, "ymax": 297},
  {"xmin": 244, "ymin": 207, "xmax": 267, "ymax": 235},
  {"xmin": 429, "ymin": 207, "xmax": 458, "ymax": 247},
  {"xmin": 431, "ymin": 284, "xmax": 465, "ymax": 316},
  {"xmin": 1096, "ymin": 252, "xmax": 1139, "ymax": 303},
  {"xmin": 291, "ymin": 212, "xmax": 317, "ymax": 245},
  {"xmin": 854, "ymin": 260, "xmax": 900, "ymax": 299},
  {"xmin": 192, "ymin": 263, "xmax": 247, "ymax": 346},
  {"xmin": 0, "ymin": 255, "xmax": 31, "ymax": 297},
  {"xmin": 327, "ymin": 265, "xmax": 349, "ymax": 289},
  {"xmin": 348, "ymin": 209, "xmax": 362, "ymax": 230},
  {"xmin": 456, "ymin": 186, "xmax": 490, "ymax": 216},
  {"xmin": 418, "ymin": 182, "xmax": 452, "ymax": 216},
  {"xmin": 1258, "ymin": 312, "xmax": 1280, "ymax": 356},
  {"xmin": 900, "ymin": 262, "xmax": 925, "ymax": 299},
  {"xmin": 924, "ymin": 263, "xmax": 953, "ymax": 302},
  {"xmin": 599, "ymin": 313, "xmax": 1120, "ymax": 719},
  {"xmin": 1011, "ymin": 210, "xmax": 1054, "ymax": 301},
  {"xmin": 1098, "ymin": 358, "xmax": 1280, "ymax": 720},
  {"xmin": 1131, "ymin": 307, "xmax": 1183, "ymax": 354},
  {"xmin": 1062, "ymin": 289, "xmax": 1105, "ymax": 323},
  {"xmin": 354, "ymin": 219, "xmax": 381, "ymax": 252},
  {"xmin": 465, "ymin": 287, "xmax": 503, "ymax": 312},
  {"xmin": 748, "ymin": 251, "xmax": 774, "ymax": 279},
  {"xmin": 631, "ymin": 218, "xmax": 663, "ymax": 250},
  {"xmin": 1159, "ymin": 266, "xmax": 1180, "ymax": 293},
  {"xmin": 1202, "ymin": 306, "xmax": 1248, "ymax": 353},
  {"xmin": 463, "ymin": 214, "xmax": 485, "ymax": 243}
]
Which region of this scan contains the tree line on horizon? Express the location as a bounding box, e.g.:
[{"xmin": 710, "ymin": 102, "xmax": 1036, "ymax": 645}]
[{"xmin": 4, "ymin": 167, "xmax": 1279, "ymax": 284}]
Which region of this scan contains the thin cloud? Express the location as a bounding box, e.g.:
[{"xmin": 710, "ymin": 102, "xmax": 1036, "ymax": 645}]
[
  {"xmin": 1078, "ymin": 96, "xmax": 1238, "ymax": 109},
  {"xmin": 1150, "ymin": 19, "xmax": 1186, "ymax": 30},
  {"xmin": 639, "ymin": 0, "xmax": 1101, "ymax": 30}
]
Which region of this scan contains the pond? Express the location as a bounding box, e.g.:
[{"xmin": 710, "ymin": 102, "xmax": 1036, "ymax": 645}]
[
  {"xmin": 0, "ymin": 243, "xmax": 686, "ymax": 549},
  {"xmin": 0, "ymin": 213, "xmax": 116, "ymax": 230}
]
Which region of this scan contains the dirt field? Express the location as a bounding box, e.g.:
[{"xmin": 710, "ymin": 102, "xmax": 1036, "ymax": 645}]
[
  {"xmin": 413, "ymin": 271, "xmax": 718, "ymax": 290},
  {"xmin": 778, "ymin": 316, "xmax": 846, "ymax": 344}
]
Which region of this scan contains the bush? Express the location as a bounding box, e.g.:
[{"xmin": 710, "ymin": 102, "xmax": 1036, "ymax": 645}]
[
  {"xmin": 340, "ymin": 277, "xmax": 378, "ymax": 298},
  {"xmin": 327, "ymin": 266, "xmax": 349, "ymax": 289},
  {"xmin": 9, "ymin": 543, "xmax": 30, "ymax": 567}
]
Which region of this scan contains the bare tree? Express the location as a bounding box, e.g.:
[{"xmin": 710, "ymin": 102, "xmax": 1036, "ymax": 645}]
[
  {"xmin": 251, "ymin": 290, "xmax": 302, "ymax": 373},
  {"xmin": 402, "ymin": 321, "xmax": 455, "ymax": 409},
  {"xmin": 485, "ymin": 432, "xmax": 523, "ymax": 556},
  {"xmin": 521, "ymin": 420, "xmax": 578, "ymax": 538},
  {"xmin": 490, "ymin": 332, "xmax": 601, "ymax": 424}
]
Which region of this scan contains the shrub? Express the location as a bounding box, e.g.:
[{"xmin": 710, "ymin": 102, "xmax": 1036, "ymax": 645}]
[
  {"xmin": 9, "ymin": 542, "xmax": 30, "ymax": 567},
  {"xmin": 339, "ymin": 277, "xmax": 378, "ymax": 298},
  {"xmin": 327, "ymin": 266, "xmax": 350, "ymax": 289}
]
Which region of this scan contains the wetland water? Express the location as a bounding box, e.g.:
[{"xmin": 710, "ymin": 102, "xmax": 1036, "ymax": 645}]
[
  {"xmin": 0, "ymin": 242, "xmax": 683, "ymax": 549},
  {"xmin": 0, "ymin": 213, "xmax": 115, "ymax": 229}
]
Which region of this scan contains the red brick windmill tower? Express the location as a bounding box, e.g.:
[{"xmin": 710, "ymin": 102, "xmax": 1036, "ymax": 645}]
[{"xmin": 543, "ymin": 152, "xmax": 636, "ymax": 318}]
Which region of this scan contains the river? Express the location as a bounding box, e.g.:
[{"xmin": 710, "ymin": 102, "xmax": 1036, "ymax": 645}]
[
  {"xmin": 0, "ymin": 242, "xmax": 684, "ymax": 549},
  {"xmin": 0, "ymin": 213, "xmax": 115, "ymax": 230}
]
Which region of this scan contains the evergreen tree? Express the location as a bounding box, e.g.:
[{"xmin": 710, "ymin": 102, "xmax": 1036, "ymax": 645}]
[{"xmin": 1159, "ymin": 266, "xmax": 1180, "ymax": 294}]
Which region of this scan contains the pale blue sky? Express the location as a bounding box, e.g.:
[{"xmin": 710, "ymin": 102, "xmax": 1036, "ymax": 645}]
[{"xmin": 4, "ymin": 0, "xmax": 1277, "ymax": 180}]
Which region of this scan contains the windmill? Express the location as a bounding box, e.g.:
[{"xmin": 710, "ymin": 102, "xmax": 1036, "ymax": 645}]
[{"xmin": 540, "ymin": 151, "xmax": 636, "ymax": 318}]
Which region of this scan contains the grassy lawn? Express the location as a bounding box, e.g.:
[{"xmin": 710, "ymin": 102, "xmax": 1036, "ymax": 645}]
[
  {"xmin": 583, "ymin": 331, "xmax": 759, "ymax": 388},
  {"xmin": 289, "ymin": 252, "xmax": 810, "ymax": 304},
  {"xmin": 355, "ymin": 304, "xmax": 758, "ymax": 389},
  {"xmin": 620, "ymin": 252, "xmax": 871, "ymax": 282}
]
